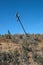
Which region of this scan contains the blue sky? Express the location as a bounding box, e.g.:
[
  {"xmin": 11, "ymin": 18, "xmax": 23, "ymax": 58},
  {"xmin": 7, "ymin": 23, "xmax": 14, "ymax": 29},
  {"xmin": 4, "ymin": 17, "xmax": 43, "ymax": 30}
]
[{"xmin": 0, "ymin": 0, "xmax": 43, "ymax": 34}]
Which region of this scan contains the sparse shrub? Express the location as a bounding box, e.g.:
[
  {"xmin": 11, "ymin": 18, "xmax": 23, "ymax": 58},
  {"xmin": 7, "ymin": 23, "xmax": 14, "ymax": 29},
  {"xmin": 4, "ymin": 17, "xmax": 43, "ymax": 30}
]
[
  {"xmin": 0, "ymin": 50, "xmax": 20, "ymax": 65},
  {"xmin": 32, "ymin": 52, "xmax": 43, "ymax": 65},
  {"xmin": 19, "ymin": 35, "xmax": 23, "ymax": 39}
]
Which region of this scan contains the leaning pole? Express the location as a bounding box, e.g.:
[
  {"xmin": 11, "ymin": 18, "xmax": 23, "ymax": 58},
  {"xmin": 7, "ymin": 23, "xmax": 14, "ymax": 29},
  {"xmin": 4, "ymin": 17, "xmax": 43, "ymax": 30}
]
[{"xmin": 16, "ymin": 12, "xmax": 27, "ymax": 35}]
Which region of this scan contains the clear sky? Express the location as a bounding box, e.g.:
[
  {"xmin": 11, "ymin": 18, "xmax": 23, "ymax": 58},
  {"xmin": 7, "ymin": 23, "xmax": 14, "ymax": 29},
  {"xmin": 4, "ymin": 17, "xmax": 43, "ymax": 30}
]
[{"xmin": 0, "ymin": 0, "xmax": 43, "ymax": 34}]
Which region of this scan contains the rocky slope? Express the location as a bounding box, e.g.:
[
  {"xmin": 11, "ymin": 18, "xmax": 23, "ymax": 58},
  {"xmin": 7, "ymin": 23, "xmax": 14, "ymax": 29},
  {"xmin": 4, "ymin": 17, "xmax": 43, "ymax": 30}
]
[{"xmin": 0, "ymin": 34, "xmax": 43, "ymax": 65}]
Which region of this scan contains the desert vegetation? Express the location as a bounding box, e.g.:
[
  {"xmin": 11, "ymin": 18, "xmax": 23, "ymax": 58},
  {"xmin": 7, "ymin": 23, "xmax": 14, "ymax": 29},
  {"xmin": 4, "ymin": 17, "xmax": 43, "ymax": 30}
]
[{"xmin": 0, "ymin": 32, "xmax": 43, "ymax": 65}]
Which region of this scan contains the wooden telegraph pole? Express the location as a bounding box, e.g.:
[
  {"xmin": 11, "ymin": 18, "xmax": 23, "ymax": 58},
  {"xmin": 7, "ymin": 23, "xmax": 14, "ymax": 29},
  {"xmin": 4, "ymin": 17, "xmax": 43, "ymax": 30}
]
[{"xmin": 16, "ymin": 12, "xmax": 27, "ymax": 35}]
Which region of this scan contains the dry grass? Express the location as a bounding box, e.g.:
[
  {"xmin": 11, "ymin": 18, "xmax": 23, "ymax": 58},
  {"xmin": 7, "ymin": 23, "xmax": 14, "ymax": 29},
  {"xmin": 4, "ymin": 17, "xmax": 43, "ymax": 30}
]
[{"xmin": 0, "ymin": 34, "xmax": 43, "ymax": 65}]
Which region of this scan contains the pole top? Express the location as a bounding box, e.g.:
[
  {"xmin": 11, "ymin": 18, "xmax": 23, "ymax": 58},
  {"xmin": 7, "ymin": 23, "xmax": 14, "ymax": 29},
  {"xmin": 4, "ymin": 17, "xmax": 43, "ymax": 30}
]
[{"xmin": 16, "ymin": 12, "xmax": 20, "ymax": 21}]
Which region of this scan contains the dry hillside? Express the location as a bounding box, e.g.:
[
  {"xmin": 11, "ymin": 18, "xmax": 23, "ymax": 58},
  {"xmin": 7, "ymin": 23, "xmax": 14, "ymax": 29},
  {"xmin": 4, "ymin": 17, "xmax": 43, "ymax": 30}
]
[{"xmin": 0, "ymin": 34, "xmax": 43, "ymax": 65}]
